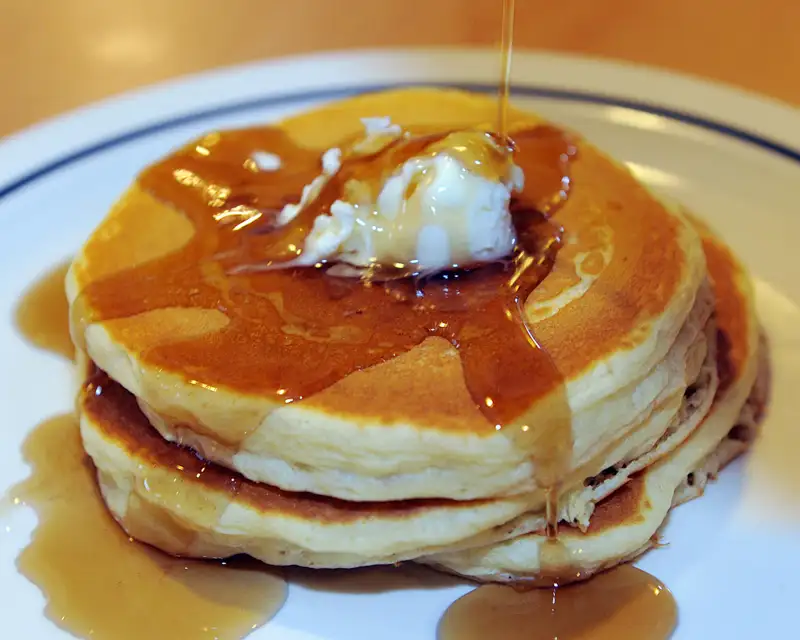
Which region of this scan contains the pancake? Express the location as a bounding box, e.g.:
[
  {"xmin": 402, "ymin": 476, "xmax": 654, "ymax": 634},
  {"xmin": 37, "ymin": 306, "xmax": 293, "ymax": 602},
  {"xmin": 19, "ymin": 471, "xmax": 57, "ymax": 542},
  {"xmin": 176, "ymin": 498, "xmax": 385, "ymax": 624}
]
[
  {"xmin": 422, "ymin": 224, "xmax": 765, "ymax": 583},
  {"xmin": 66, "ymin": 88, "xmax": 708, "ymax": 504}
]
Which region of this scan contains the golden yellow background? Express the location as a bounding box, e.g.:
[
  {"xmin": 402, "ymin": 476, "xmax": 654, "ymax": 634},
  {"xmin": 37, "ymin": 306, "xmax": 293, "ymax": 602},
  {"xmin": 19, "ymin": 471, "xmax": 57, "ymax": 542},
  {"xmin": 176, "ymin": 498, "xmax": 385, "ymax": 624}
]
[{"xmin": 2, "ymin": 0, "xmax": 797, "ymax": 136}]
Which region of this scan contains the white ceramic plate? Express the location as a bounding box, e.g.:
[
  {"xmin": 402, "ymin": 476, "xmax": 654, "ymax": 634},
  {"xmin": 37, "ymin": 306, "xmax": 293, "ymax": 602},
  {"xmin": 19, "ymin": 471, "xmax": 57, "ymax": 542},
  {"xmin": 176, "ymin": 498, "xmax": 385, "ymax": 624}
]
[{"xmin": 1, "ymin": 48, "xmax": 799, "ymax": 639}]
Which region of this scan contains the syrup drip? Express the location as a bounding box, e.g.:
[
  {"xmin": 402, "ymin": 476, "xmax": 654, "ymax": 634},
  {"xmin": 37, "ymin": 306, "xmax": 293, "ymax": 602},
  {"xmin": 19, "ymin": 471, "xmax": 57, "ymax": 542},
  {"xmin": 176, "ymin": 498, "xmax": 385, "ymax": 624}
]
[
  {"xmin": 500, "ymin": 0, "xmax": 565, "ymax": 544},
  {"xmin": 437, "ymin": 565, "xmax": 677, "ymax": 640}
]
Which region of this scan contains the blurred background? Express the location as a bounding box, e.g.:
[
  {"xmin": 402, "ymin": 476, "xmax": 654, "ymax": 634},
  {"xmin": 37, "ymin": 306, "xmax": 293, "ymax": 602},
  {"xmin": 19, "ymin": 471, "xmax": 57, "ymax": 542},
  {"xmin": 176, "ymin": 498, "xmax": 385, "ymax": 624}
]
[{"xmin": 2, "ymin": 0, "xmax": 798, "ymax": 136}]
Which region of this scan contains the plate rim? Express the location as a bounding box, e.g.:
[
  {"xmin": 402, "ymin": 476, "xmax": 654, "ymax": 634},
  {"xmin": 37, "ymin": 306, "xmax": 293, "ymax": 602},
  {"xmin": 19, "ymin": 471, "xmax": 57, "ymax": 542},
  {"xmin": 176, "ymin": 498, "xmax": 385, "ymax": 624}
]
[{"xmin": 1, "ymin": 47, "xmax": 800, "ymax": 200}]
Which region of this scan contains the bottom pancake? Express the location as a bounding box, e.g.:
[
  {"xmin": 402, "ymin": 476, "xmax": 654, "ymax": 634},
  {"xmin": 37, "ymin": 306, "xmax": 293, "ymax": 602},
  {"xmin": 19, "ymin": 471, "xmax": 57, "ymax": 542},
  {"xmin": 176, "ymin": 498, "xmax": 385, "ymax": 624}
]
[{"xmin": 421, "ymin": 225, "xmax": 765, "ymax": 584}]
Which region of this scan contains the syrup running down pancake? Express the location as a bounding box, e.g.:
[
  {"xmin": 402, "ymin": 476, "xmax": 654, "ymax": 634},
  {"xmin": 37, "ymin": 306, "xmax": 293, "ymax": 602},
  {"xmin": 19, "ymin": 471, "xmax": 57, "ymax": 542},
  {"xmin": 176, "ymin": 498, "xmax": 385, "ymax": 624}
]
[{"xmin": 424, "ymin": 222, "xmax": 767, "ymax": 583}]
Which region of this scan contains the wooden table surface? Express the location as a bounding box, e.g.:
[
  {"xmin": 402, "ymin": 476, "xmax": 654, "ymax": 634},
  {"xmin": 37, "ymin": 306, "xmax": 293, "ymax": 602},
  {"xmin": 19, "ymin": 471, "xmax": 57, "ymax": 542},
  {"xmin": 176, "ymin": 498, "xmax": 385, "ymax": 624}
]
[{"xmin": 2, "ymin": 0, "xmax": 798, "ymax": 137}]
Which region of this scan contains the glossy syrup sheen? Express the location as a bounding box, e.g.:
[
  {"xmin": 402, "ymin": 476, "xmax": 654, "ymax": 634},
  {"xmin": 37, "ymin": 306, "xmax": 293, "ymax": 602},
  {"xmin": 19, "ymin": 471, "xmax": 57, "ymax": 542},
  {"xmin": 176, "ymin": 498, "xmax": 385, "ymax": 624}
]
[{"xmin": 71, "ymin": 124, "xmax": 578, "ymax": 494}]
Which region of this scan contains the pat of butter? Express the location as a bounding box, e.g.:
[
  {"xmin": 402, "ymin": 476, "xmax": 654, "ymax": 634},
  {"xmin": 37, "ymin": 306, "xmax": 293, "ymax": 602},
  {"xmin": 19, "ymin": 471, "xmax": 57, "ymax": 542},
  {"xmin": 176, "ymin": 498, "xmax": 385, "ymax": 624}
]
[{"xmin": 277, "ymin": 119, "xmax": 523, "ymax": 275}]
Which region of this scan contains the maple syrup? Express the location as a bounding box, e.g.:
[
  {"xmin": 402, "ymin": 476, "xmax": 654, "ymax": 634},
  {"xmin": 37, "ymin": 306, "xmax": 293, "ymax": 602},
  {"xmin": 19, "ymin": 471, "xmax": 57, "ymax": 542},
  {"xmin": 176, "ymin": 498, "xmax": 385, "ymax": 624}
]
[
  {"xmin": 14, "ymin": 261, "xmax": 74, "ymax": 361},
  {"xmin": 498, "ymin": 0, "xmax": 515, "ymax": 138},
  {"xmin": 438, "ymin": 565, "xmax": 677, "ymax": 640}
]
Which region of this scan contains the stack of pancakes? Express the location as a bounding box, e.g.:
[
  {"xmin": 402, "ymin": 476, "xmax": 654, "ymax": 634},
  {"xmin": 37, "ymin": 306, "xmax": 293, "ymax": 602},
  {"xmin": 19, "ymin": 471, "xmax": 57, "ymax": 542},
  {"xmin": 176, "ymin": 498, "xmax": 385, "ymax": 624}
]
[{"xmin": 66, "ymin": 89, "xmax": 767, "ymax": 583}]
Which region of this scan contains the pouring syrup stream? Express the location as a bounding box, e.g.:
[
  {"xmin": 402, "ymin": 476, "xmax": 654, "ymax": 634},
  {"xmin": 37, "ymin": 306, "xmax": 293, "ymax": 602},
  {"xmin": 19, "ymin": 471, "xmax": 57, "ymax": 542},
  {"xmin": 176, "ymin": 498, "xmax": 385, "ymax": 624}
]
[{"xmin": 498, "ymin": 0, "xmax": 515, "ymax": 139}]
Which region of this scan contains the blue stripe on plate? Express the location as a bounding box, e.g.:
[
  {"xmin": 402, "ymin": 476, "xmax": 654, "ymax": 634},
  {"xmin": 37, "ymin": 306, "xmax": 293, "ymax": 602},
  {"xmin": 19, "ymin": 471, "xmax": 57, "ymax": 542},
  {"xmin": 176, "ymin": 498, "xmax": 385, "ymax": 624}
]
[{"xmin": 1, "ymin": 81, "xmax": 798, "ymax": 201}]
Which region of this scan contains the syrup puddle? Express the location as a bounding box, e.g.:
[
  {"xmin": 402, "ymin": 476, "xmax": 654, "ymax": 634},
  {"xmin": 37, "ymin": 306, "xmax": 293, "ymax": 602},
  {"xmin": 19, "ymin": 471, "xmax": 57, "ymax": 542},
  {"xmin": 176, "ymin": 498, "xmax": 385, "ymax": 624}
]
[
  {"xmin": 7, "ymin": 264, "xmax": 287, "ymax": 639},
  {"xmin": 438, "ymin": 565, "xmax": 677, "ymax": 640}
]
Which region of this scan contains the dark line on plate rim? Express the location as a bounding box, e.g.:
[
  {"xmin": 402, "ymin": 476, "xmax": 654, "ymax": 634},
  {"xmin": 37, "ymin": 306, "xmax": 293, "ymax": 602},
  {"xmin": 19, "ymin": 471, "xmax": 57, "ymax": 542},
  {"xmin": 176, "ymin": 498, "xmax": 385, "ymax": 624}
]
[{"xmin": 1, "ymin": 81, "xmax": 798, "ymax": 201}]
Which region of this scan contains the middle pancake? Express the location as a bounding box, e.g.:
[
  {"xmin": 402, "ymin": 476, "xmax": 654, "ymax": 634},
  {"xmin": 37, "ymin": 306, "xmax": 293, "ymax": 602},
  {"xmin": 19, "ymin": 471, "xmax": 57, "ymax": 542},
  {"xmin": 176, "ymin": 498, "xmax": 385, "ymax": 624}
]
[{"xmin": 67, "ymin": 88, "xmax": 708, "ymax": 503}]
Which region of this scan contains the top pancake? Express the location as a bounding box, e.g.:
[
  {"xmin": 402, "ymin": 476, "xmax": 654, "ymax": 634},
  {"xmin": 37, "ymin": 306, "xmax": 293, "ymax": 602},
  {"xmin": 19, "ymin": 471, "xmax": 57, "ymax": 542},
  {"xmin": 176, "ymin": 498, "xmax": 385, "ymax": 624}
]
[{"xmin": 67, "ymin": 88, "xmax": 706, "ymax": 501}]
